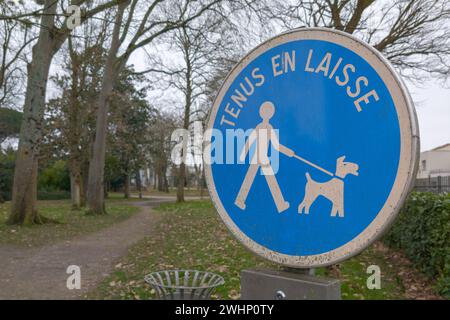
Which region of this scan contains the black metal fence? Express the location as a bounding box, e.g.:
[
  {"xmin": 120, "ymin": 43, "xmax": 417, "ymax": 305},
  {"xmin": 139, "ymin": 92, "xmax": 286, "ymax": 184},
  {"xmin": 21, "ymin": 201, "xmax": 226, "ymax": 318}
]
[{"xmin": 415, "ymin": 176, "xmax": 450, "ymax": 193}]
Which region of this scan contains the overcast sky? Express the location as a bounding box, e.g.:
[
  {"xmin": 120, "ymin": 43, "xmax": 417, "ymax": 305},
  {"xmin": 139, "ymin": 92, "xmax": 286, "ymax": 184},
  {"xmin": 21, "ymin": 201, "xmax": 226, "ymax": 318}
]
[
  {"xmin": 4, "ymin": 43, "xmax": 447, "ymax": 155},
  {"xmin": 408, "ymin": 81, "xmax": 450, "ymax": 151},
  {"xmin": 130, "ymin": 48, "xmax": 449, "ymax": 153},
  {"xmin": 1, "ymin": 1, "xmax": 448, "ymax": 155}
]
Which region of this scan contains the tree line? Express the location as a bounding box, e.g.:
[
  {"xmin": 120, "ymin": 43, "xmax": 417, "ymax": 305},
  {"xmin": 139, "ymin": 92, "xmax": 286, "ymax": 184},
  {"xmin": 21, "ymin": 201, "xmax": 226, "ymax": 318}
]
[{"xmin": 0, "ymin": 0, "xmax": 448, "ymax": 225}]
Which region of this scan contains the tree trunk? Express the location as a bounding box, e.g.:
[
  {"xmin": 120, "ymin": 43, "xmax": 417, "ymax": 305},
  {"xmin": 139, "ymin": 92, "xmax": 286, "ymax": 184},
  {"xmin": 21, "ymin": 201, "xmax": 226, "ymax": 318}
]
[
  {"xmin": 143, "ymin": 166, "xmax": 149, "ymax": 190},
  {"xmin": 176, "ymin": 44, "xmax": 192, "ymax": 203},
  {"xmin": 70, "ymin": 172, "xmax": 81, "ymax": 210},
  {"xmin": 163, "ymin": 168, "xmax": 169, "ymax": 193},
  {"xmin": 81, "ymin": 160, "xmax": 89, "ymax": 207},
  {"xmin": 124, "ymin": 173, "xmax": 130, "ymax": 199},
  {"xmin": 104, "ymin": 180, "xmax": 109, "ymax": 199},
  {"xmin": 157, "ymin": 163, "xmax": 169, "ymax": 193},
  {"xmin": 200, "ymin": 165, "xmax": 205, "ymax": 199},
  {"xmin": 194, "ymin": 162, "xmax": 200, "ymax": 191},
  {"xmin": 8, "ymin": 1, "xmax": 57, "ymax": 225},
  {"xmin": 136, "ymin": 170, "xmax": 142, "ymax": 199},
  {"xmin": 157, "ymin": 169, "xmax": 163, "ymax": 192},
  {"xmin": 177, "ymin": 163, "xmax": 186, "ymax": 202},
  {"xmin": 67, "ymin": 36, "xmax": 83, "ymax": 210},
  {"xmin": 86, "ymin": 4, "xmax": 127, "ymax": 215}
]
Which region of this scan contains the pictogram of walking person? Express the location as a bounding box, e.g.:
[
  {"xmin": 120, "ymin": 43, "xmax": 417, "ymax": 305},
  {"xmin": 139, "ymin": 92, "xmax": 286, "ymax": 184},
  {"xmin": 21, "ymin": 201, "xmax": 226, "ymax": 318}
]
[{"xmin": 235, "ymin": 101, "xmax": 294, "ymax": 213}]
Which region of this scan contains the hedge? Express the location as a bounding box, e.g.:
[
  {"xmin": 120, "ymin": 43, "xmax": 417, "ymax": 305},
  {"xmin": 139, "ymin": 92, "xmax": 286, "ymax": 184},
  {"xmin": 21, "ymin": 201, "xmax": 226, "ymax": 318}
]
[{"xmin": 383, "ymin": 192, "xmax": 450, "ymax": 298}]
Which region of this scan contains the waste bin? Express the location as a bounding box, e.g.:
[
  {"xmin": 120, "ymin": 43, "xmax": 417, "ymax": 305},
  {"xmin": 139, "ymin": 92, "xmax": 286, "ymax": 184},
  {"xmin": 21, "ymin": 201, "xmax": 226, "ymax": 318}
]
[{"xmin": 144, "ymin": 269, "xmax": 225, "ymax": 300}]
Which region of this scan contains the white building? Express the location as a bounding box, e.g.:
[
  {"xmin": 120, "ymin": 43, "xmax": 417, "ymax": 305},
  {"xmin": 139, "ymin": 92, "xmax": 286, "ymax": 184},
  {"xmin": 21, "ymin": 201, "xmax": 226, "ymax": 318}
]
[{"xmin": 417, "ymin": 143, "xmax": 450, "ymax": 179}]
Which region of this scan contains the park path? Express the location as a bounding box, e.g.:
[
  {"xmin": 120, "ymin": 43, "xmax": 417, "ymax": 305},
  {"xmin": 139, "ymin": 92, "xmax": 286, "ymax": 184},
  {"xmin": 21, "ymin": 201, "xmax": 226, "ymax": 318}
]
[{"xmin": 0, "ymin": 196, "xmax": 191, "ymax": 300}]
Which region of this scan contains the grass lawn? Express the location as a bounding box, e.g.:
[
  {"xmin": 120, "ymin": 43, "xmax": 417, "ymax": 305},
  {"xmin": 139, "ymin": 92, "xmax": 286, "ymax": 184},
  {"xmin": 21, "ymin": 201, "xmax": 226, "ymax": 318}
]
[
  {"xmin": 0, "ymin": 199, "xmax": 140, "ymax": 247},
  {"xmin": 111, "ymin": 187, "xmax": 209, "ymax": 198},
  {"xmin": 88, "ymin": 200, "xmax": 407, "ymax": 300},
  {"xmin": 147, "ymin": 187, "xmax": 209, "ymax": 197}
]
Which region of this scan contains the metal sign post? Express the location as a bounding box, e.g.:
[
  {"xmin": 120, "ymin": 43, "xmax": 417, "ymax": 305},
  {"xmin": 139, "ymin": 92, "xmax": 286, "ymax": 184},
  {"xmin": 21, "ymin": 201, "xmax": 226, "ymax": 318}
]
[
  {"xmin": 241, "ymin": 269, "xmax": 340, "ymax": 300},
  {"xmin": 204, "ymin": 28, "xmax": 419, "ymax": 300}
]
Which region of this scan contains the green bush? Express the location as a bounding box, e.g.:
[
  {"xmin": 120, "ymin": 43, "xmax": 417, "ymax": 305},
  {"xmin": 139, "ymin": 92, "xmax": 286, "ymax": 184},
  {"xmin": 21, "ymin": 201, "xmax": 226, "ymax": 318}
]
[
  {"xmin": 0, "ymin": 107, "xmax": 22, "ymax": 142},
  {"xmin": 38, "ymin": 160, "xmax": 70, "ymax": 192},
  {"xmin": 0, "ymin": 148, "xmax": 16, "ymax": 202},
  {"xmin": 384, "ymin": 192, "xmax": 450, "ymax": 298},
  {"xmin": 37, "ymin": 190, "xmax": 71, "ymax": 201},
  {"xmin": 37, "ymin": 160, "xmax": 71, "ymax": 200},
  {"xmin": 0, "ymin": 154, "xmax": 72, "ymax": 202}
]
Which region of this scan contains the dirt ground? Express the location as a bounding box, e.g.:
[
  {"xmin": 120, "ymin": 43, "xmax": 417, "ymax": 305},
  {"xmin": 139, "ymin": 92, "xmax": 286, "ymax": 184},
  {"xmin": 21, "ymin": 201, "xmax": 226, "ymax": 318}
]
[
  {"xmin": 0, "ymin": 196, "xmax": 442, "ymax": 300},
  {"xmin": 0, "ymin": 198, "xmax": 170, "ymax": 299}
]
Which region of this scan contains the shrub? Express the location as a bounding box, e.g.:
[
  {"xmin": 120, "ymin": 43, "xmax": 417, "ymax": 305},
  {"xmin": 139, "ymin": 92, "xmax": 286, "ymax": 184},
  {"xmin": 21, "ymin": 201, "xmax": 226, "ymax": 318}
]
[
  {"xmin": 0, "ymin": 154, "xmax": 72, "ymax": 202},
  {"xmin": 0, "ymin": 148, "xmax": 16, "ymax": 202},
  {"xmin": 38, "ymin": 160, "xmax": 71, "ymax": 192},
  {"xmin": 384, "ymin": 192, "xmax": 450, "ymax": 298},
  {"xmin": 0, "ymin": 107, "xmax": 22, "ymax": 142},
  {"xmin": 37, "ymin": 190, "xmax": 71, "ymax": 201}
]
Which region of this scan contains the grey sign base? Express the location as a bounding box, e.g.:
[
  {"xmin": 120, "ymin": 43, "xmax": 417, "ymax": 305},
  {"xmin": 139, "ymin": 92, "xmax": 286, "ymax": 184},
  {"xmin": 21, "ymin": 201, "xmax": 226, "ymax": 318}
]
[{"xmin": 241, "ymin": 269, "xmax": 341, "ymax": 300}]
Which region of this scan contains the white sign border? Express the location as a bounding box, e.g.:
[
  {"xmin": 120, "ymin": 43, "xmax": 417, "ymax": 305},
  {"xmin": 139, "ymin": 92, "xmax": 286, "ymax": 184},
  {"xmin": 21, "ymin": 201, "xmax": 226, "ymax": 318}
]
[{"xmin": 204, "ymin": 27, "xmax": 420, "ymax": 268}]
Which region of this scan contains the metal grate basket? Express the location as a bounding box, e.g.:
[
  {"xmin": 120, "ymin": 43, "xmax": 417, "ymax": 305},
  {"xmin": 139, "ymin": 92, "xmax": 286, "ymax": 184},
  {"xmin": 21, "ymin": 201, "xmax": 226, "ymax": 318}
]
[{"xmin": 144, "ymin": 270, "xmax": 225, "ymax": 300}]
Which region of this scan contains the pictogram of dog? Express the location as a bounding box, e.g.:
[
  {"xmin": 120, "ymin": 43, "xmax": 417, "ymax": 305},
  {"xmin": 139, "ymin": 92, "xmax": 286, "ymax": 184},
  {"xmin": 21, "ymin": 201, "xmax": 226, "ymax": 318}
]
[{"xmin": 298, "ymin": 156, "xmax": 359, "ymax": 218}]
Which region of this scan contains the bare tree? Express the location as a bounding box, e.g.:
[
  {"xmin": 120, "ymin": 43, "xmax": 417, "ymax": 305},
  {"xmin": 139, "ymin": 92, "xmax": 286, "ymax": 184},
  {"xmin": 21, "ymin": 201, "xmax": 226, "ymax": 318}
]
[
  {"xmin": 148, "ymin": 111, "xmax": 177, "ymax": 193},
  {"xmin": 44, "ymin": 13, "xmax": 110, "ymax": 210},
  {"xmin": 86, "ymin": 0, "xmax": 225, "ymax": 214},
  {"xmin": 6, "ymin": 0, "xmax": 126, "ymax": 225},
  {"xmin": 86, "ymin": 0, "xmax": 129, "ymax": 214},
  {"xmin": 65, "ymin": 17, "xmax": 110, "ymax": 209},
  {"xmin": 0, "ymin": 3, "xmax": 35, "ymax": 109},
  {"xmin": 263, "ymin": 0, "xmax": 450, "ymax": 82},
  {"xmin": 178, "ymin": 22, "xmax": 230, "ymax": 202},
  {"xmin": 144, "ymin": 8, "xmax": 235, "ymax": 202}
]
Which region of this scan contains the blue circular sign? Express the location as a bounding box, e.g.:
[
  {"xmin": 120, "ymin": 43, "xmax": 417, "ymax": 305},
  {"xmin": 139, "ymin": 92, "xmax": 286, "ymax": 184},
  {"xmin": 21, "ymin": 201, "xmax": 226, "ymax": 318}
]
[{"xmin": 205, "ymin": 28, "xmax": 419, "ymax": 267}]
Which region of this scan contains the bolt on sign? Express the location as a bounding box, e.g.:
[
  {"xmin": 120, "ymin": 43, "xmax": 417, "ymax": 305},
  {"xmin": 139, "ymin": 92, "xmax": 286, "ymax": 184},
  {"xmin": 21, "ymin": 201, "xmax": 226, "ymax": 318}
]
[{"xmin": 204, "ymin": 28, "xmax": 419, "ymax": 267}]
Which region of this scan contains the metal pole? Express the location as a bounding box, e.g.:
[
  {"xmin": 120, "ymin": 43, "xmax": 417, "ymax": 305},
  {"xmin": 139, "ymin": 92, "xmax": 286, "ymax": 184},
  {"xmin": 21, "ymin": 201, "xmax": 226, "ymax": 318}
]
[
  {"xmin": 240, "ymin": 268, "xmax": 340, "ymax": 300},
  {"xmin": 283, "ymin": 267, "xmax": 315, "ymax": 276}
]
